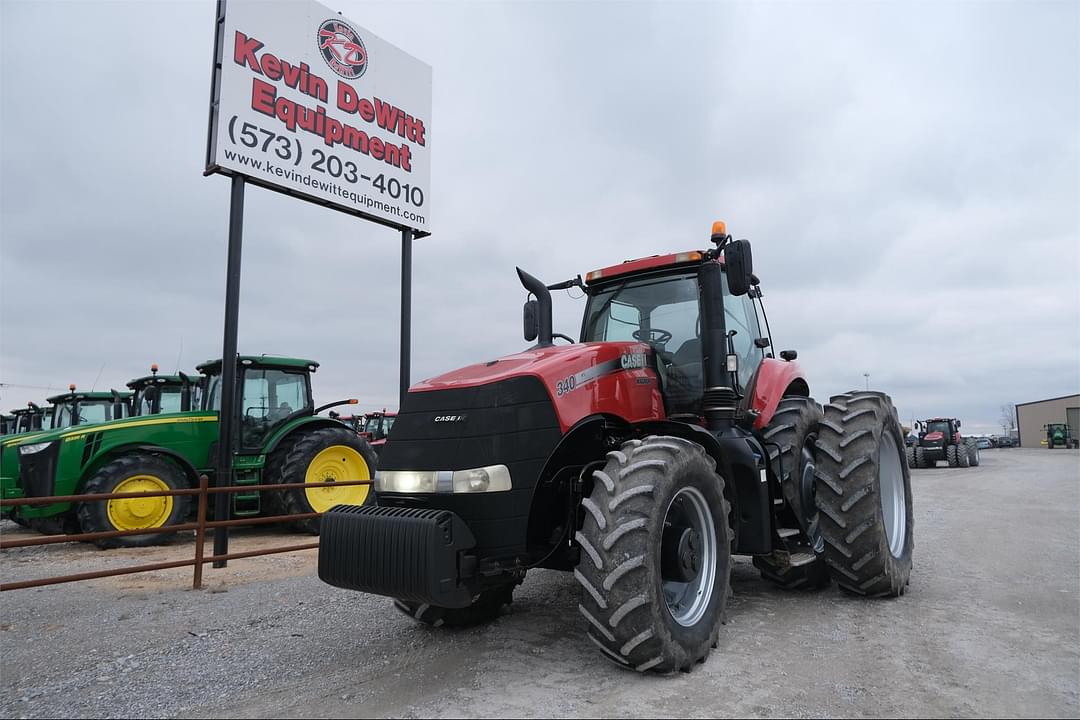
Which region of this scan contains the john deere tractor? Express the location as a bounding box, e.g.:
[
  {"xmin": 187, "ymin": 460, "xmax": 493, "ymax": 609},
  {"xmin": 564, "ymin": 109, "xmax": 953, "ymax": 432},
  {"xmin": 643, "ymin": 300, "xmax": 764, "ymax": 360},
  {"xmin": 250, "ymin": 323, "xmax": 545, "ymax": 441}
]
[
  {"xmin": 1045, "ymin": 423, "xmax": 1077, "ymax": 449},
  {"xmin": 48, "ymin": 385, "xmax": 131, "ymax": 430},
  {"xmin": 1, "ymin": 356, "xmax": 375, "ymax": 546},
  {"xmin": 907, "ymin": 417, "xmax": 980, "ymax": 468},
  {"xmin": 319, "ymin": 222, "xmax": 914, "ymax": 673},
  {"xmin": 126, "ymin": 364, "xmax": 200, "ymax": 416},
  {"xmin": 7, "ymin": 403, "xmax": 52, "ymax": 434}
]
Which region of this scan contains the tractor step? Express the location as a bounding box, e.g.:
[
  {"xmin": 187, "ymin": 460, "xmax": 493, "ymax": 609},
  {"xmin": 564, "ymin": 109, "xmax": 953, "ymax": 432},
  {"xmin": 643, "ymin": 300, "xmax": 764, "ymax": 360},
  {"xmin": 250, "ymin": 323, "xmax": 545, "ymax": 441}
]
[
  {"xmin": 773, "ymin": 497, "xmax": 784, "ymax": 506},
  {"xmin": 788, "ymin": 552, "xmax": 817, "ymax": 567},
  {"xmin": 777, "ymin": 527, "xmax": 800, "ymax": 539},
  {"xmin": 231, "ymin": 491, "xmax": 261, "ymax": 517}
]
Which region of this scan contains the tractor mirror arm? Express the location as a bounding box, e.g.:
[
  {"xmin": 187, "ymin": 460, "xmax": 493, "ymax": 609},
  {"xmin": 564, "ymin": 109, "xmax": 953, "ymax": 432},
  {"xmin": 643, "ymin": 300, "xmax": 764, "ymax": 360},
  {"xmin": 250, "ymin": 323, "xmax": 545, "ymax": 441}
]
[{"xmin": 316, "ymin": 398, "xmax": 360, "ymax": 415}]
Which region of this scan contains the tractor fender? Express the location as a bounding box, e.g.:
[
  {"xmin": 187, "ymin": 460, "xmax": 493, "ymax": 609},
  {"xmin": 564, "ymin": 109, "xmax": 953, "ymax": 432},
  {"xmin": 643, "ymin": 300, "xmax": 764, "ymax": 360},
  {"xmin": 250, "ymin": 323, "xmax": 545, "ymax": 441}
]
[
  {"xmin": 263, "ymin": 416, "xmax": 356, "ymax": 456},
  {"xmin": 747, "ymin": 358, "xmax": 809, "ymax": 429},
  {"xmin": 632, "ymin": 420, "xmax": 772, "ymax": 555}
]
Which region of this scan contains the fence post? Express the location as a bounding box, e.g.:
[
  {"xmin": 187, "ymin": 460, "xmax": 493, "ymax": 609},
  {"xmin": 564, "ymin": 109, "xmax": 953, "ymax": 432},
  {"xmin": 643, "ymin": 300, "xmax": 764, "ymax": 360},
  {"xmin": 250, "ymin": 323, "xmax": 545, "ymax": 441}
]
[{"xmin": 192, "ymin": 474, "xmax": 209, "ymax": 590}]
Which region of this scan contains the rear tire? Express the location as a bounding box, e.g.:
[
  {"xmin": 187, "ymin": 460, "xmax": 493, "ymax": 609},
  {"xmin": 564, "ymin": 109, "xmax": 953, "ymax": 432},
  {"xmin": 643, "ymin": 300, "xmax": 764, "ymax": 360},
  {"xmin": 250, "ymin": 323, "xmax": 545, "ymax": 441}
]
[
  {"xmin": 575, "ymin": 436, "xmax": 732, "ymax": 673},
  {"xmin": 958, "ymin": 444, "xmax": 970, "ymax": 468},
  {"xmin": 814, "ymin": 391, "xmax": 914, "ymax": 597},
  {"xmin": 271, "ymin": 427, "xmax": 377, "ymax": 534},
  {"xmin": 393, "ymin": 581, "xmax": 518, "ymax": 628},
  {"xmin": 946, "ymin": 445, "xmax": 959, "ymax": 468},
  {"xmin": 754, "ymin": 397, "xmax": 830, "ymax": 590},
  {"xmin": 76, "ymin": 454, "xmax": 191, "ymax": 549},
  {"xmin": 967, "ymin": 441, "xmax": 980, "ymax": 467}
]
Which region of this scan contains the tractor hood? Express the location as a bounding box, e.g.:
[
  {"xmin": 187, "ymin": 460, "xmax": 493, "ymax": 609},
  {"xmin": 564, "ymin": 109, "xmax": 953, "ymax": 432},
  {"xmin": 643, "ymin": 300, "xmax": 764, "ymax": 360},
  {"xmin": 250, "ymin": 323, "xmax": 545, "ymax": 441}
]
[
  {"xmin": 410, "ymin": 342, "xmax": 664, "ymax": 431},
  {"xmin": 922, "ymin": 431, "xmax": 945, "ymax": 442}
]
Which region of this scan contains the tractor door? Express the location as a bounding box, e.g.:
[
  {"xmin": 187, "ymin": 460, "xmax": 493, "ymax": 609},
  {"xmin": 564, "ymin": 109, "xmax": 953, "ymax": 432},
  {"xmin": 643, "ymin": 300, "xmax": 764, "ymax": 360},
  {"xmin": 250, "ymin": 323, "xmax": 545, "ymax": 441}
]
[
  {"xmin": 581, "ymin": 271, "xmax": 703, "ymax": 416},
  {"xmin": 720, "ymin": 272, "xmax": 766, "ymax": 393},
  {"xmin": 238, "ymin": 368, "xmax": 313, "ymax": 451}
]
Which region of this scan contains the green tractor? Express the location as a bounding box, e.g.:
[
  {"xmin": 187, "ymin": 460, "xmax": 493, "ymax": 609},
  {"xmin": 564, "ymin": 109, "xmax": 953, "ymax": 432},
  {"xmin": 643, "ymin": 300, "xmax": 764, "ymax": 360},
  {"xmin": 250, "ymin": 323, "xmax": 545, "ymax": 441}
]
[
  {"xmin": 1, "ymin": 356, "xmax": 375, "ymax": 547},
  {"xmin": 1045, "ymin": 423, "xmax": 1077, "ymax": 449},
  {"xmin": 8, "ymin": 402, "xmax": 52, "ymax": 434},
  {"xmin": 48, "ymin": 384, "xmax": 132, "ymax": 430},
  {"xmin": 126, "ymin": 364, "xmax": 200, "ymax": 416}
]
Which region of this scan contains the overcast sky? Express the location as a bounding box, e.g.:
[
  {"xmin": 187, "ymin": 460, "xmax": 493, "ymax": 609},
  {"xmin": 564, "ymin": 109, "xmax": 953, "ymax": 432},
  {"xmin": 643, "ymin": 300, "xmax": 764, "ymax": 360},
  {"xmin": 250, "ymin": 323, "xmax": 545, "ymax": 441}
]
[{"xmin": 2, "ymin": 0, "xmax": 1077, "ymax": 435}]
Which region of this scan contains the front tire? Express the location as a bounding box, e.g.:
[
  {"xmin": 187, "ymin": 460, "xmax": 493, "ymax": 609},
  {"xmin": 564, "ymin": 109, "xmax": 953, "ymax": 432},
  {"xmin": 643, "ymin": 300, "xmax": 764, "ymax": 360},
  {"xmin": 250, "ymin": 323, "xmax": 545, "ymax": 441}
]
[
  {"xmin": 77, "ymin": 454, "xmax": 191, "ymax": 549},
  {"xmin": 754, "ymin": 397, "xmax": 830, "ymax": 590},
  {"xmin": 270, "ymin": 427, "xmax": 377, "ymax": 534},
  {"xmin": 914, "ymin": 446, "xmax": 927, "ymax": 469},
  {"xmin": 575, "ymin": 436, "xmax": 732, "ymax": 673},
  {"xmin": 946, "ymin": 445, "xmax": 959, "ymax": 468},
  {"xmin": 814, "ymin": 392, "xmax": 914, "ymax": 597}
]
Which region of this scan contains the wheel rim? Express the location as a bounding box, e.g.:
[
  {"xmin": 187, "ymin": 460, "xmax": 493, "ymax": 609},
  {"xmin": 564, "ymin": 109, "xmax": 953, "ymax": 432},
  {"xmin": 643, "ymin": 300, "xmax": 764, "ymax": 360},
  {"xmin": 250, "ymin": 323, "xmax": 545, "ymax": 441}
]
[
  {"xmin": 107, "ymin": 475, "xmax": 173, "ymax": 531},
  {"xmin": 878, "ymin": 432, "xmax": 907, "ymax": 558},
  {"xmin": 304, "ymin": 445, "xmax": 370, "ymax": 513},
  {"xmin": 660, "ymin": 486, "xmax": 717, "ymax": 627}
]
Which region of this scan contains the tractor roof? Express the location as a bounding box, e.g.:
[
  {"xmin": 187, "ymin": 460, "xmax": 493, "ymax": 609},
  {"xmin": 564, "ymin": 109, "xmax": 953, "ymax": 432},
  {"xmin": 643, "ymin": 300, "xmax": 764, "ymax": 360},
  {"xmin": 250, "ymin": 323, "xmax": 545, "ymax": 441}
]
[
  {"xmin": 126, "ymin": 374, "xmax": 190, "ymax": 389},
  {"xmin": 196, "ymin": 355, "xmax": 320, "ymax": 374},
  {"xmin": 46, "ymin": 390, "xmax": 132, "ymax": 403},
  {"xmin": 10, "ymin": 407, "xmax": 41, "ymax": 417},
  {"xmin": 585, "ymin": 250, "xmax": 708, "ymax": 285}
]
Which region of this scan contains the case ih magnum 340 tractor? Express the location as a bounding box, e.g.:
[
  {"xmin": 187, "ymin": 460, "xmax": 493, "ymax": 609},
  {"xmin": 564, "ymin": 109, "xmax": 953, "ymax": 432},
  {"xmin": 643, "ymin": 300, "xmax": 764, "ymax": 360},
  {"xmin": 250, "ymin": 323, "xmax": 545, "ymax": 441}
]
[
  {"xmin": 907, "ymin": 418, "xmax": 980, "ymax": 468},
  {"xmin": 319, "ymin": 223, "xmax": 915, "ymax": 673}
]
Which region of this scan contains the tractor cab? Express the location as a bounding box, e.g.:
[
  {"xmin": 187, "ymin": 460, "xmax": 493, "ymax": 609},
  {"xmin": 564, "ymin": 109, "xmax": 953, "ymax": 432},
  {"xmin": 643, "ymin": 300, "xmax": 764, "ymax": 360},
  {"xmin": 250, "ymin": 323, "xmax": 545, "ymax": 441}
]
[
  {"xmin": 9, "ymin": 403, "xmax": 51, "ymax": 434},
  {"xmin": 360, "ymin": 411, "xmax": 396, "ymax": 455},
  {"xmin": 47, "ymin": 386, "xmax": 131, "ymax": 430},
  {"xmin": 127, "ymin": 364, "xmax": 199, "ymax": 416},
  {"xmin": 197, "ymin": 355, "xmax": 321, "ymax": 452},
  {"xmin": 0, "ymin": 414, "xmax": 15, "ymax": 435}
]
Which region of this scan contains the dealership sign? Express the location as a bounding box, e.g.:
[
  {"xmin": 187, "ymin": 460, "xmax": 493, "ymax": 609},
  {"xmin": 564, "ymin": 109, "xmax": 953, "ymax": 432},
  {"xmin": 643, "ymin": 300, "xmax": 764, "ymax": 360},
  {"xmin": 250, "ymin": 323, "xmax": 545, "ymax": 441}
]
[{"xmin": 206, "ymin": 0, "xmax": 432, "ymax": 233}]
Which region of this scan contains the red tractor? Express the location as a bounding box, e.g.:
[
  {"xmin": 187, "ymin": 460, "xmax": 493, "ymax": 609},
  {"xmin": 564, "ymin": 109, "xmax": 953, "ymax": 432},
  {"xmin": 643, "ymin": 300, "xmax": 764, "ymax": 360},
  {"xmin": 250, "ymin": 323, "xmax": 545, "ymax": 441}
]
[
  {"xmin": 907, "ymin": 417, "xmax": 980, "ymax": 468},
  {"xmin": 358, "ymin": 410, "xmax": 396, "ymax": 455},
  {"xmin": 319, "ymin": 223, "xmax": 914, "ymax": 673}
]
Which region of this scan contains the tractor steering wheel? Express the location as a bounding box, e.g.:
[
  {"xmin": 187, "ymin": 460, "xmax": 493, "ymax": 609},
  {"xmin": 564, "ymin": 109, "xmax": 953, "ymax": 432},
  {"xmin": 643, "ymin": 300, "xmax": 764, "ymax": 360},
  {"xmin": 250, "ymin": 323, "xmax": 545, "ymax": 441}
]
[{"xmin": 633, "ymin": 328, "xmax": 673, "ymax": 346}]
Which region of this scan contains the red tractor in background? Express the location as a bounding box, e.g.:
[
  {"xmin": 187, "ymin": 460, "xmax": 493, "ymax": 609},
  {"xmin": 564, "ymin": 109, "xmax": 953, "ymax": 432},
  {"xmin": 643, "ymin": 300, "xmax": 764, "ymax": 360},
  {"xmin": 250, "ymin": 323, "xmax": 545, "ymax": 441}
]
[
  {"xmin": 358, "ymin": 410, "xmax": 396, "ymax": 455},
  {"xmin": 320, "ymin": 222, "xmax": 914, "ymax": 674},
  {"xmin": 907, "ymin": 417, "xmax": 980, "ymax": 468}
]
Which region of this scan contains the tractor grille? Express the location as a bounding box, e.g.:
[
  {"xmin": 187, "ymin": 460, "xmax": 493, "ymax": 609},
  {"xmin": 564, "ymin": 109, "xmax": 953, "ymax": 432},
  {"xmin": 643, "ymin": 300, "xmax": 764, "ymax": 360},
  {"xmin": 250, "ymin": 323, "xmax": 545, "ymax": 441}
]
[
  {"xmin": 20, "ymin": 442, "xmax": 60, "ymax": 499},
  {"xmin": 377, "ymin": 376, "xmax": 562, "ymax": 558}
]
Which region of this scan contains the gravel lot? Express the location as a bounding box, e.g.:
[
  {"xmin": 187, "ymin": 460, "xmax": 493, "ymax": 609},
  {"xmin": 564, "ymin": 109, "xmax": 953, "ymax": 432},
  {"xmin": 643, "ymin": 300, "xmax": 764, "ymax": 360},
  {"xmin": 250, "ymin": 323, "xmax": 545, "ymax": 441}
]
[{"xmin": 2, "ymin": 447, "xmax": 1078, "ymax": 718}]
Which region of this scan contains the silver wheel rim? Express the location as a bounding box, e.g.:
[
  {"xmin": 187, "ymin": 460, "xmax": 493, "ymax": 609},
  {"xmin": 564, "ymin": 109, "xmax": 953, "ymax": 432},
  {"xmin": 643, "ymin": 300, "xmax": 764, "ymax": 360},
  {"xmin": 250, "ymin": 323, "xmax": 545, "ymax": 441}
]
[
  {"xmin": 661, "ymin": 486, "xmax": 717, "ymax": 627},
  {"xmin": 879, "ymin": 431, "xmax": 907, "ymax": 558}
]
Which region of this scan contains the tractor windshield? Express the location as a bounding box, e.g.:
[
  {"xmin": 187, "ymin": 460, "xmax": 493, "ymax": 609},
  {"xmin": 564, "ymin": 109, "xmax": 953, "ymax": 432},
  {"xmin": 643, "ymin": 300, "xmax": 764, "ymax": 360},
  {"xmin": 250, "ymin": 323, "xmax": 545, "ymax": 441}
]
[
  {"xmin": 927, "ymin": 421, "xmax": 950, "ymax": 435},
  {"xmin": 77, "ymin": 399, "xmax": 123, "ymax": 425}
]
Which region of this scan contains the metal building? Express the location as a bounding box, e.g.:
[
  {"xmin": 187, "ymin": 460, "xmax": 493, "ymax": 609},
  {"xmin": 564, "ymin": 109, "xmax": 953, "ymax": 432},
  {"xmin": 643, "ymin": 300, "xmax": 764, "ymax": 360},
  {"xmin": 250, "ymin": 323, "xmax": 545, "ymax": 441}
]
[{"xmin": 1015, "ymin": 394, "xmax": 1080, "ymax": 448}]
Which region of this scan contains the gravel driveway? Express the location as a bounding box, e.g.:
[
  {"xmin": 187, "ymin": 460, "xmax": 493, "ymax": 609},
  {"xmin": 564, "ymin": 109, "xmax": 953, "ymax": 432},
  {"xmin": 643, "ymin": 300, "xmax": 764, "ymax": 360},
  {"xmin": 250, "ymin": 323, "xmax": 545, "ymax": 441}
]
[{"xmin": 2, "ymin": 448, "xmax": 1077, "ymax": 718}]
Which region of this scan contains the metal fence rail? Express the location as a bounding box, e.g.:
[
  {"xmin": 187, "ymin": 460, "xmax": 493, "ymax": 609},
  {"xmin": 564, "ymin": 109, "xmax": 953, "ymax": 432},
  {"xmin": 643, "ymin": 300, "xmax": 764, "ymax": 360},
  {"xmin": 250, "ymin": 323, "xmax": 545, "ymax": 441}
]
[{"xmin": 0, "ymin": 474, "xmax": 371, "ymax": 591}]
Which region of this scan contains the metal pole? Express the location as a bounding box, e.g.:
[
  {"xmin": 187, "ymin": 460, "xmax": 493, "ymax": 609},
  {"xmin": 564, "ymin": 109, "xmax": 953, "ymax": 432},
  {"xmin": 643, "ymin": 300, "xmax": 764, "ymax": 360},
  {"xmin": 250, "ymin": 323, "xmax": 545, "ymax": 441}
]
[
  {"xmin": 399, "ymin": 227, "xmax": 413, "ymax": 408},
  {"xmin": 214, "ymin": 174, "xmax": 245, "ymax": 568}
]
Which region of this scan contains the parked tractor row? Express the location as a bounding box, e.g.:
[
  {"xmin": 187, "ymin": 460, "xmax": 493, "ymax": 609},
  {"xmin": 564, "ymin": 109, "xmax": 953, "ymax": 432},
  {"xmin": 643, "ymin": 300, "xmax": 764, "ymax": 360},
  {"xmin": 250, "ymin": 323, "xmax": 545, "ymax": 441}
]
[{"xmin": 1, "ymin": 358, "xmax": 379, "ymax": 544}]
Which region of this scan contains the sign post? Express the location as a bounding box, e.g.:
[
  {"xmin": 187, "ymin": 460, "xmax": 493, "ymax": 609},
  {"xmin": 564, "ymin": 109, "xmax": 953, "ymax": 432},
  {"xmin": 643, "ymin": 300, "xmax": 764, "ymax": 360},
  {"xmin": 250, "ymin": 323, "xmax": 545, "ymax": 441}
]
[{"xmin": 204, "ymin": 0, "xmax": 431, "ymax": 565}]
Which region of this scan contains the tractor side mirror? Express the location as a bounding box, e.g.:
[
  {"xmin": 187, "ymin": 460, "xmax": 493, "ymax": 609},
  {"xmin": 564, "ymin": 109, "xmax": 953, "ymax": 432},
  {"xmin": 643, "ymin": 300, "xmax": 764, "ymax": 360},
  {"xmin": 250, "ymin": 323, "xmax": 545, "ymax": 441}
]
[
  {"xmin": 956, "ymin": 420, "xmax": 961, "ymax": 428},
  {"xmin": 523, "ymin": 299, "xmax": 539, "ymax": 342},
  {"xmin": 724, "ymin": 239, "xmax": 753, "ymax": 297},
  {"xmin": 754, "ymin": 337, "xmax": 771, "ymax": 349}
]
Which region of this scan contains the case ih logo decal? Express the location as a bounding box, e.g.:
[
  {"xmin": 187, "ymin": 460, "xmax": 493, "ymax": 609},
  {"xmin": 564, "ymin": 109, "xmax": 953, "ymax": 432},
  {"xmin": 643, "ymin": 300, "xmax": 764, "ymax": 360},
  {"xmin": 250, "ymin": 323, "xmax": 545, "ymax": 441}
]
[
  {"xmin": 317, "ymin": 19, "xmax": 368, "ymax": 80},
  {"xmin": 433, "ymin": 414, "xmax": 467, "ymax": 423}
]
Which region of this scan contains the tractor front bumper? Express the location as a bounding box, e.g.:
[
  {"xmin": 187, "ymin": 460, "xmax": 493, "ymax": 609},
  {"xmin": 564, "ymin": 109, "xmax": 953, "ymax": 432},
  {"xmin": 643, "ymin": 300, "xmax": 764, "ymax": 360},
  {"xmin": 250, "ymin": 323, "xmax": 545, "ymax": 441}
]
[{"xmin": 318, "ymin": 504, "xmax": 478, "ymax": 608}]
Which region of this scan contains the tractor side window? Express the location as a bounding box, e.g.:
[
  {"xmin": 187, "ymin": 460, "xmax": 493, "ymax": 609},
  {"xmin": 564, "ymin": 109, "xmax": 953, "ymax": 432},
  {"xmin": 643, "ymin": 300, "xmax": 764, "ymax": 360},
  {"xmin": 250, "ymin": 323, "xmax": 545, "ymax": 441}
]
[
  {"xmin": 240, "ymin": 369, "xmax": 311, "ymax": 449},
  {"xmin": 79, "ymin": 402, "xmax": 110, "ymax": 425},
  {"xmin": 721, "ymin": 274, "xmax": 764, "ymax": 390},
  {"xmin": 159, "ymin": 388, "xmax": 182, "ymax": 414},
  {"xmin": 54, "ymin": 405, "xmax": 73, "ymax": 429}
]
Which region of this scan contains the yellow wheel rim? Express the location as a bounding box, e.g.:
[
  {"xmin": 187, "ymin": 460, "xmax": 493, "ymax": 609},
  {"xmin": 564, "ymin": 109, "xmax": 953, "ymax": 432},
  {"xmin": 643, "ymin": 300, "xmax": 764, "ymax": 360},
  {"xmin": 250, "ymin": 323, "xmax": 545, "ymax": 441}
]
[
  {"xmin": 304, "ymin": 445, "xmax": 370, "ymax": 513},
  {"xmin": 107, "ymin": 475, "xmax": 173, "ymax": 531}
]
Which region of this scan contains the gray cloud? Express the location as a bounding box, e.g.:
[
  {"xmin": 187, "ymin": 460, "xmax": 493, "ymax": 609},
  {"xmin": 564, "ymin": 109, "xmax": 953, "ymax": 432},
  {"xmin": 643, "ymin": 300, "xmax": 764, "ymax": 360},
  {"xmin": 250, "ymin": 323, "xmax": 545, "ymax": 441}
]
[{"xmin": 2, "ymin": 0, "xmax": 1077, "ymax": 436}]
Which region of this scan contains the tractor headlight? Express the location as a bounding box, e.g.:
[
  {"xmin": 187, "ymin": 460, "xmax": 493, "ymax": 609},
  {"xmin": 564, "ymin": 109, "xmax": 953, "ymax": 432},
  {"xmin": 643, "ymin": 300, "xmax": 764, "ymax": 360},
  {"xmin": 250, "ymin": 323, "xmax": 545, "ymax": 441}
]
[
  {"xmin": 18, "ymin": 441, "xmax": 54, "ymax": 455},
  {"xmin": 376, "ymin": 465, "xmax": 512, "ymax": 494}
]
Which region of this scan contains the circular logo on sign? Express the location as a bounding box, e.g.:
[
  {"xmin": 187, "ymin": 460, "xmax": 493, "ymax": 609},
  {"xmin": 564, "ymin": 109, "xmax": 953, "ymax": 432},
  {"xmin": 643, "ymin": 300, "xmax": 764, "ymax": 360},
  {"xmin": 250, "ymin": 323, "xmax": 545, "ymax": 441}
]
[{"xmin": 317, "ymin": 19, "xmax": 368, "ymax": 80}]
